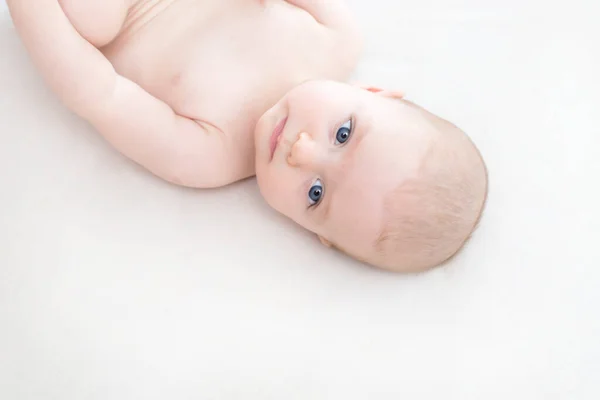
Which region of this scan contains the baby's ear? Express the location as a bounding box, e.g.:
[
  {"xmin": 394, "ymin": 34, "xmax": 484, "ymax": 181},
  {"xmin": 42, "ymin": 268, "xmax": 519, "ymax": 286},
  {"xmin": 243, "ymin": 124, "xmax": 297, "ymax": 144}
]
[
  {"xmin": 318, "ymin": 236, "xmax": 333, "ymax": 248},
  {"xmin": 353, "ymin": 83, "xmax": 404, "ymax": 100}
]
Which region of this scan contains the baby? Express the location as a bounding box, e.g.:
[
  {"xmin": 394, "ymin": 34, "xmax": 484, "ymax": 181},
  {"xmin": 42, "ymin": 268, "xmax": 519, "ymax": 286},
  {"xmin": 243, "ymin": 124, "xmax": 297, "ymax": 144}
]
[{"xmin": 8, "ymin": 0, "xmax": 488, "ymax": 273}]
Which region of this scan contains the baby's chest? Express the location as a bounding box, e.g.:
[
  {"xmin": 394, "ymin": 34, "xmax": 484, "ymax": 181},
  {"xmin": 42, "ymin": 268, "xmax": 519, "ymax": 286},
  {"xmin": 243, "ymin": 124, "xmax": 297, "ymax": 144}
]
[{"xmin": 102, "ymin": 3, "xmax": 334, "ymax": 134}]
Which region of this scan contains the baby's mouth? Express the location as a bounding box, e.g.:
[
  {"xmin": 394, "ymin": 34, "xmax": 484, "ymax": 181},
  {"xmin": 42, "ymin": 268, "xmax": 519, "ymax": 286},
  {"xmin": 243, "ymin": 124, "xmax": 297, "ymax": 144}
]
[{"xmin": 269, "ymin": 117, "xmax": 288, "ymax": 161}]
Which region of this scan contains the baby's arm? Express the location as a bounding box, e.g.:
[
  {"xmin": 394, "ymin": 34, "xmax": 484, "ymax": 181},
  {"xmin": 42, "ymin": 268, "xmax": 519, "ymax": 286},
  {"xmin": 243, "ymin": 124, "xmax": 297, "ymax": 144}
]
[
  {"xmin": 7, "ymin": 0, "xmax": 248, "ymax": 188},
  {"xmin": 283, "ymin": 0, "xmax": 355, "ymax": 29}
]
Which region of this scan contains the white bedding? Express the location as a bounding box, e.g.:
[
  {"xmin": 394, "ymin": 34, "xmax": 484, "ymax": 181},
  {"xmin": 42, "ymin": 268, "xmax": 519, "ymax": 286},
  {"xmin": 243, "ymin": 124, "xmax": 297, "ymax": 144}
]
[{"xmin": 1, "ymin": 1, "xmax": 599, "ymax": 398}]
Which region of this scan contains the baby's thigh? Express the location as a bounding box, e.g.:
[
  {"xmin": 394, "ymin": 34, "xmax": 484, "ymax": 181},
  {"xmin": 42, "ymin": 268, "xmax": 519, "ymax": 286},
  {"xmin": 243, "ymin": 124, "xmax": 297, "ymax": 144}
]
[{"xmin": 58, "ymin": 0, "xmax": 129, "ymax": 47}]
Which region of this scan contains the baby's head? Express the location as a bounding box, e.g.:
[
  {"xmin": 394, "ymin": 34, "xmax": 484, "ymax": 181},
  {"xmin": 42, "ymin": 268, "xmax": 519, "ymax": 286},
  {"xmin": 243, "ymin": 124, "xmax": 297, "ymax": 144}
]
[{"xmin": 254, "ymin": 80, "xmax": 488, "ymax": 273}]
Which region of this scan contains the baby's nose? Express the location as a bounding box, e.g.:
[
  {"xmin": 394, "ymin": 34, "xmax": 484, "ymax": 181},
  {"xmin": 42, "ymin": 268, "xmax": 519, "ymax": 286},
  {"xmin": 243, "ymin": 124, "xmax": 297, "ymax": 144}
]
[{"xmin": 287, "ymin": 132, "xmax": 320, "ymax": 168}]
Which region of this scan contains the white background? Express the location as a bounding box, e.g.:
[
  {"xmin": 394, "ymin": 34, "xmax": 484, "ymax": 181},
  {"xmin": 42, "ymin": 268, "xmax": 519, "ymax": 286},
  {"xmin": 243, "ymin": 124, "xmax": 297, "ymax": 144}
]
[{"xmin": 1, "ymin": 1, "xmax": 599, "ymax": 399}]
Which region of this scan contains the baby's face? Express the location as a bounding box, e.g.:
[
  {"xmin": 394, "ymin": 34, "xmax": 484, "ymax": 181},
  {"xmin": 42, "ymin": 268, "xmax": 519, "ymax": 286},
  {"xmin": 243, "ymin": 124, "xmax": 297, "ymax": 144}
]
[{"xmin": 254, "ymin": 81, "xmax": 431, "ymax": 261}]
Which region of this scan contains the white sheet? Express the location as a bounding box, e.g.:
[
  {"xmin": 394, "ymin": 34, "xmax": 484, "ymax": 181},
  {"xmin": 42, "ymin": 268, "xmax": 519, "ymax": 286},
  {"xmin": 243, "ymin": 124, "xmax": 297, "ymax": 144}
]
[{"xmin": 1, "ymin": 1, "xmax": 599, "ymax": 398}]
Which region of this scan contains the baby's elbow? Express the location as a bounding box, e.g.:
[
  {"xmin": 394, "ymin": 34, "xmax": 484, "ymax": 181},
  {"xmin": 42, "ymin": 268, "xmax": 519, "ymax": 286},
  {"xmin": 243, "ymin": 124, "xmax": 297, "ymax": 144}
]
[
  {"xmin": 160, "ymin": 157, "xmax": 240, "ymax": 189},
  {"xmin": 162, "ymin": 165, "xmax": 223, "ymax": 189}
]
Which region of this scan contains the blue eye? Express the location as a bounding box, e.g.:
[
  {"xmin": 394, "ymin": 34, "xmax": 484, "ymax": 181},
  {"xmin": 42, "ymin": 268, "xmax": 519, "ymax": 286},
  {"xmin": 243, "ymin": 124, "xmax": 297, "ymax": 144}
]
[
  {"xmin": 308, "ymin": 179, "xmax": 324, "ymax": 206},
  {"xmin": 335, "ymin": 119, "xmax": 352, "ymax": 145}
]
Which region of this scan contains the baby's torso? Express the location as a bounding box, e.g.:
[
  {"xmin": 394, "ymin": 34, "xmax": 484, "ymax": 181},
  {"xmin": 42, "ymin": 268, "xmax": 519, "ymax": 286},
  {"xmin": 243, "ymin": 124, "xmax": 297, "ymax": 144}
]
[{"xmin": 72, "ymin": 0, "xmax": 359, "ymax": 143}]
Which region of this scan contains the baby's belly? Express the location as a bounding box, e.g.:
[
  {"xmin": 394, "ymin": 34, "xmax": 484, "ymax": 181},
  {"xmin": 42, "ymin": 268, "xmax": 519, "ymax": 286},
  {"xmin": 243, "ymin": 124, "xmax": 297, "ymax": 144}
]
[{"xmin": 101, "ymin": 0, "xmax": 337, "ymax": 139}]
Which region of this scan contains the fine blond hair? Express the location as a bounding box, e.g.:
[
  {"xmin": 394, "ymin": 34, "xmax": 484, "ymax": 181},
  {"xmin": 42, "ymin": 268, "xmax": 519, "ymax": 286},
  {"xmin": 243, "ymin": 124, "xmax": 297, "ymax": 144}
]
[{"xmin": 372, "ymin": 100, "xmax": 488, "ymax": 272}]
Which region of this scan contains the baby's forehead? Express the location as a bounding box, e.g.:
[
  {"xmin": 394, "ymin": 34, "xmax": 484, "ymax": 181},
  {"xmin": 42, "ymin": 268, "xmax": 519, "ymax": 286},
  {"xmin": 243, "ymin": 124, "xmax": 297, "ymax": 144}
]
[
  {"xmin": 349, "ymin": 129, "xmax": 425, "ymax": 184},
  {"xmin": 325, "ymin": 118, "xmax": 431, "ymax": 242},
  {"xmin": 325, "ymin": 153, "xmax": 396, "ymax": 244},
  {"xmin": 326, "ymin": 185, "xmax": 383, "ymax": 255}
]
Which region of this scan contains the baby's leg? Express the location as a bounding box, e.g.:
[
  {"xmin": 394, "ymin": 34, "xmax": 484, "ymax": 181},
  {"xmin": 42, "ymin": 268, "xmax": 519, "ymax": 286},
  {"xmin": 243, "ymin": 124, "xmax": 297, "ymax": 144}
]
[{"xmin": 58, "ymin": 0, "xmax": 129, "ymax": 47}]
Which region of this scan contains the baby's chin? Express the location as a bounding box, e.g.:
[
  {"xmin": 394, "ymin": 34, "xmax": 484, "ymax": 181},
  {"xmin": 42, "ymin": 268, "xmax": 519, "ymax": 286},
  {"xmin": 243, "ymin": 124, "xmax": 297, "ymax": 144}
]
[
  {"xmin": 252, "ymin": 112, "xmax": 270, "ymax": 163},
  {"xmin": 252, "ymin": 146, "xmax": 271, "ymax": 202}
]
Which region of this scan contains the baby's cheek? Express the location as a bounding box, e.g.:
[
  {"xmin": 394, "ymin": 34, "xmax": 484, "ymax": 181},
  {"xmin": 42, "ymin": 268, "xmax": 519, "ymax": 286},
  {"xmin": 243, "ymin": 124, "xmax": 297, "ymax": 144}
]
[
  {"xmin": 272, "ymin": 181, "xmax": 293, "ymax": 208},
  {"xmin": 258, "ymin": 173, "xmax": 286, "ymax": 209},
  {"xmin": 275, "ymin": 185, "xmax": 302, "ymax": 218}
]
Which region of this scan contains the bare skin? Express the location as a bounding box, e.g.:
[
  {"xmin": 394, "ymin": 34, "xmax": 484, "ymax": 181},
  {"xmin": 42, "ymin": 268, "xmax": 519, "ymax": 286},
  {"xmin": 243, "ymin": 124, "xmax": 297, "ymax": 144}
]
[
  {"xmin": 7, "ymin": 0, "xmax": 362, "ymax": 188},
  {"xmin": 7, "ymin": 1, "xmax": 487, "ymax": 271}
]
